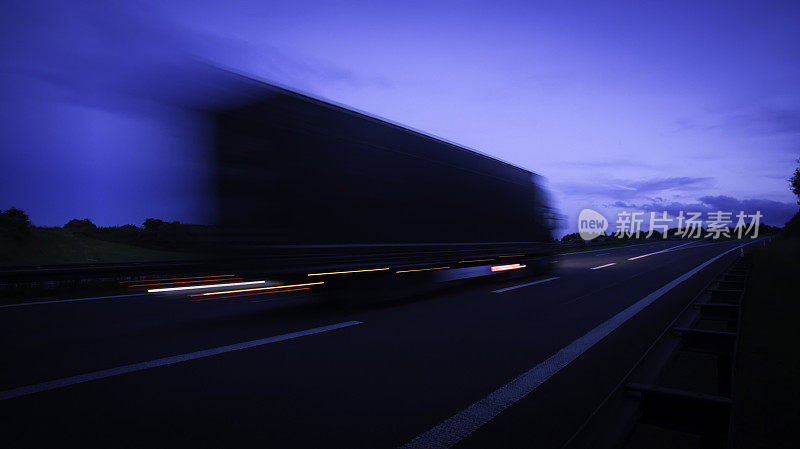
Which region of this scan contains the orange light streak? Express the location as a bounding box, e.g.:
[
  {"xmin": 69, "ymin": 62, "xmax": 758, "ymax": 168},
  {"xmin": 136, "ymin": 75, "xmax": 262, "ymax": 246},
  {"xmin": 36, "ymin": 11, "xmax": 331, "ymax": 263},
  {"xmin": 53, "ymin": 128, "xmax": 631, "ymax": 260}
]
[
  {"xmin": 307, "ymin": 267, "xmax": 390, "ymax": 276},
  {"xmin": 189, "ymin": 287, "xmax": 310, "ymax": 302},
  {"xmin": 395, "ymin": 266, "xmax": 450, "ymax": 273},
  {"xmin": 189, "ymin": 281, "xmax": 325, "ymax": 297}
]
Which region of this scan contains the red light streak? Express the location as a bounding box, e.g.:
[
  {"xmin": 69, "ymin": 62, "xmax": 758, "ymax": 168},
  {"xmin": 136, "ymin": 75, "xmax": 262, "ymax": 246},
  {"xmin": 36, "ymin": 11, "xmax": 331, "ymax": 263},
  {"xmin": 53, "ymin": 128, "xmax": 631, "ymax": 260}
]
[
  {"xmin": 121, "ymin": 274, "xmax": 236, "ymax": 284},
  {"xmin": 128, "ymin": 277, "xmax": 244, "ymax": 288},
  {"xmin": 491, "ymin": 263, "xmax": 527, "ymax": 272}
]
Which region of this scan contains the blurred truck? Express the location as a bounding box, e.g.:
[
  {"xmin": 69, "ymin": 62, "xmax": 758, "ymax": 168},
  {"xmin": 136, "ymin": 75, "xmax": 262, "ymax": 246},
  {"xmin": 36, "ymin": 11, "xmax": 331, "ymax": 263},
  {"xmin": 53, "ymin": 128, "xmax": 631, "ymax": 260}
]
[{"xmin": 212, "ymin": 81, "xmax": 556, "ymax": 292}]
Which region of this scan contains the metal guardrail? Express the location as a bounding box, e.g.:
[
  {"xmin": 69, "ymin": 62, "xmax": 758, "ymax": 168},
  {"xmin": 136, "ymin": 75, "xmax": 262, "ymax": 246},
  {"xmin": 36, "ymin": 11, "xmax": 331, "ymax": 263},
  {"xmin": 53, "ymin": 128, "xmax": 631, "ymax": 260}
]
[
  {"xmin": 561, "ymin": 241, "xmax": 761, "ymax": 449},
  {"xmin": 622, "ymin": 255, "xmax": 751, "ymax": 447}
]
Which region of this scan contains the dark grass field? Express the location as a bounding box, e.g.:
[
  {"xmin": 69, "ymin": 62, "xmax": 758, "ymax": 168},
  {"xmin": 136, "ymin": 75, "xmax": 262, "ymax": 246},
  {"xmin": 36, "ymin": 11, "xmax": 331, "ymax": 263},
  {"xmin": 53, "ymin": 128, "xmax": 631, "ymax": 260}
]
[
  {"xmin": 0, "ymin": 227, "xmax": 191, "ymax": 266},
  {"xmin": 732, "ymin": 238, "xmax": 800, "ymax": 449}
]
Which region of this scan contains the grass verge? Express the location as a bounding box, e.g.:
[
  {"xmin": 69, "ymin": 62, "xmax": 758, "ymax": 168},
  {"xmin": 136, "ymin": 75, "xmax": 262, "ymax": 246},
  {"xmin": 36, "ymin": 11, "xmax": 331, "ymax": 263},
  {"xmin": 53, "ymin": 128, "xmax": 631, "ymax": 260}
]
[
  {"xmin": 0, "ymin": 227, "xmax": 193, "ymax": 266},
  {"xmin": 732, "ymin": 238, "xmax": 800, "ymax": 448}
]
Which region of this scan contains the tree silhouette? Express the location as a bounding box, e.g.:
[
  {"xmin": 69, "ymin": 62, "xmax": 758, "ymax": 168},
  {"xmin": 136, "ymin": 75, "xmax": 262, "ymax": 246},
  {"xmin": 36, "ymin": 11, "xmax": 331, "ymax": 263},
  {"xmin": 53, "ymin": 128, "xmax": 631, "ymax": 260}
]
[
  {"xmin": 64, "ymin": 218, "xmax": 98, "ymax": 233},
  {"xmin": 0, "ymin": 207, "xmax": 32, "ymax": 240},
  {"xmin": 785, "ymin": 159, "xmax": 800, "ymax": 236},
  {"xmin": 143, "ymin": 218, "xmax": 166, "ymax": 232},
  {"xmin": 790, "ymin": 158, "xmax": 800, "ymax": 204}
]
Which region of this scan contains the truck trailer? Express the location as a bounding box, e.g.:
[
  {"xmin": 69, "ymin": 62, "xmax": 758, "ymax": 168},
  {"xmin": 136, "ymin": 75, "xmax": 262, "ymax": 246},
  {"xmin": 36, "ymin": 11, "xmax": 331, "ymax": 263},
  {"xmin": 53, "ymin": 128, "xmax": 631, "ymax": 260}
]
[{"xmin": 212, "ymin": 81, "xmax": 555, "ymax": 291}]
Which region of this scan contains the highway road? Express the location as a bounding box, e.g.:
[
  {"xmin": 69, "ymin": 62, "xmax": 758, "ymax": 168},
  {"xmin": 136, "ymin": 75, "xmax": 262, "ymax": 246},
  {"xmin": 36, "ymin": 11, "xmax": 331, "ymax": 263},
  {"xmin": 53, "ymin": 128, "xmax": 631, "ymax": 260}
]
[{"xmin": 0, "ymin": 238, "xmax": 763, "ymax": 448}]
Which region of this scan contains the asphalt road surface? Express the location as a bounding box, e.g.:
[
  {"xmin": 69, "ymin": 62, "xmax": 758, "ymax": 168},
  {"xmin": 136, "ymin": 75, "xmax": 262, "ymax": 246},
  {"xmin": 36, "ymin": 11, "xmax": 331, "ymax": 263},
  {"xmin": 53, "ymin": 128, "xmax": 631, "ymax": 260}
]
[{"xmin": 0, "ymin": 238, "xmax": 763, "ymax": 448}]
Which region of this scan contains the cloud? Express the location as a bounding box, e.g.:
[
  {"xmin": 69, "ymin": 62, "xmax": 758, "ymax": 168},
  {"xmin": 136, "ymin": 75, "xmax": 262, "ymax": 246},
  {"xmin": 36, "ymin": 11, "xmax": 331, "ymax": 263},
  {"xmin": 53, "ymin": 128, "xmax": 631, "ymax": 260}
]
[
  {"xmin": 610, "ymin": 195, "xmax": 798, "ymax": 227},
  {"xmin": 203, "ymin": 36, "xmax": 395, "ymax": 94},
  {"xmin": 550, "ymin": 159, "xmax": 657, "ymax": 170},
  {"xmin": 626, "ymin": 177, "xmax": 714, "ymax": 193},
  {"xmin": 558, "ymin": 176, "xmax": 714, "ymax": 201},
  {"xmin": 727, "ymin": 106, "xmax": 800, "ymax": 136},
  {"xmin": 674, "ymin": 105, "xmax": 800, "ymax": 138},
  {"xmin": 0, "ymin": 1, "xmax": 391, "ymax": 114}
]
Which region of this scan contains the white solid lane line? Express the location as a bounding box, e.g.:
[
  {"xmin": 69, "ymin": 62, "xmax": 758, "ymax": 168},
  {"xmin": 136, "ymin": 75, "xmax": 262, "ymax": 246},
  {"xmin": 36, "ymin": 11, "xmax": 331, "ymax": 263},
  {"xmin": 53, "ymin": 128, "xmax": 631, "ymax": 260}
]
[
  {"xmin": 400, "ymin": 239, "xmax": 762, "ymax": 449},
  {"xmin": 0, "ymin": 320, "xmax": 363, "ymax": 401},
  {"xmin": 627, "ymin": 241, "xmax": 697, "ymax": 261},
  {"xmin": 492, "ymin": 277, "xmax": 559, "ymax": 293},
  {"xmin": 0, "ymin": 292, "xmax": 152, "ymax": 309},
  {"xmin": 590, "ymin": 263, "xmax": 616, "ymax": 270}
]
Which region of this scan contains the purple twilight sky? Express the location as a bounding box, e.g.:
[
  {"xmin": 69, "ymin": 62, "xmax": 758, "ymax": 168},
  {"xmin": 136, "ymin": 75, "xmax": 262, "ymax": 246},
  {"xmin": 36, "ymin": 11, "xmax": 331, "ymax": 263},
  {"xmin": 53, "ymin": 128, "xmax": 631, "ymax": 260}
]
[{"xmin": 1, "ymin": 0, "xmax": 799, "ymax": 236}]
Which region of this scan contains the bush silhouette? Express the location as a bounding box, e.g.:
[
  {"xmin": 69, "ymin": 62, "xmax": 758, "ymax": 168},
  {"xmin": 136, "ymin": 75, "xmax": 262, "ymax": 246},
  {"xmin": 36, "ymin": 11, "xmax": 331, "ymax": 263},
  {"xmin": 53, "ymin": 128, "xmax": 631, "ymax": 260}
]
[
  {"xmin": 64, "ymin": 218, "xmax": 98, "ymax": 234},
  {"xmin": 0, "ymin": 207, "xmax": 32, "ymax": 240},
  {"xmin": 140, "ymin": 218, "xmax": 193, "ymax": 249},
  {"xmin": 142, "ymin": 218, "xmax": 166, "ymax": 232}
]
